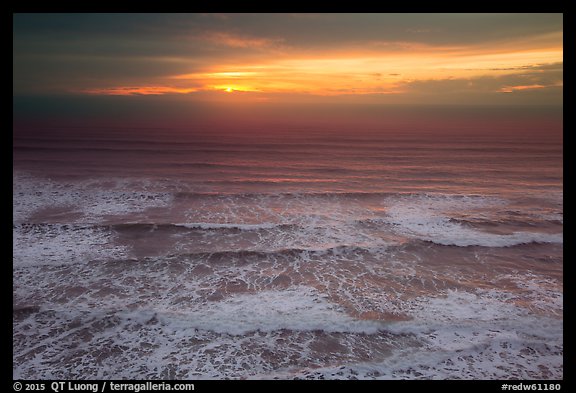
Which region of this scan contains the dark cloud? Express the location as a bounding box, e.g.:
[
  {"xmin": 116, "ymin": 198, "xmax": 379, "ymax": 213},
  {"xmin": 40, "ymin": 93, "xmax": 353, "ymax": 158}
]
[
  {"xmin": 191, "ymin": 13, "xmax": 562, "ymax": 48},
  {"xmin": 14, "ymin": 13, "xmax": 562, "ymax": 54},
  {"xmin": 400, "ymin": 69, "xmax": 563, "ymax": 105},
  {"xmin": 462, "ymin": 62, "xmax": 564, "ymax": 72}
]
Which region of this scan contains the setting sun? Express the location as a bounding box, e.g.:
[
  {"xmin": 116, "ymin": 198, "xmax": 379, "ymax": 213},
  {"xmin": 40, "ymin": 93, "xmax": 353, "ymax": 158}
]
[{"xmin": 225, "ymin": 87, "xmax": 233, "ymax": 93}]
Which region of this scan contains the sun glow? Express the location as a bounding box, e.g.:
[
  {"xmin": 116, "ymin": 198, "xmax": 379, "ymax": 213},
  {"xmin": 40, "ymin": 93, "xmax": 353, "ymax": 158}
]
[{"xmin": 76, "ymin": 32, "xmax": 562, "ymax": 101}]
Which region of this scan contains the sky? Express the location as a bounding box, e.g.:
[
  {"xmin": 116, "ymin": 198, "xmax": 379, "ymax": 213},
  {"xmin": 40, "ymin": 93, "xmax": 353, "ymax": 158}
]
[{"xmin": 13, "ymin": 13, "xmax": 563, "ymax": 131}]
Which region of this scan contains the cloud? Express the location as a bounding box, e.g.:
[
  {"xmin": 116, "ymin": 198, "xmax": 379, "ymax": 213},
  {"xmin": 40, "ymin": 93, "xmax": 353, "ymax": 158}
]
[
  {"xmin": 201, "ymin": 31, "xmax": 285, "ymax": 50},
  {"xmin": 405, "ymin": 28, "xmax": 442, "ymax": 34},
  {"xmin": 461, "ymin": 62, "xmax": 565, "ymax": 72},
  {"xmin": 13, "ymin": 14, "xmax": 562, "ymax": 106},
  {"xmin": 497, "ymin": 84, "xmax": 558, "ymax": 93},
  {"xmin": 71, "ymin": 56, "xmax": 562, "ymax": 106},
  {"xmin": 395, "ymin": 65, "xmax": 562, "ymax": 105},
  {"xmin": 81, "ymin": 86, "xmax": 199, "ymax": 96}
]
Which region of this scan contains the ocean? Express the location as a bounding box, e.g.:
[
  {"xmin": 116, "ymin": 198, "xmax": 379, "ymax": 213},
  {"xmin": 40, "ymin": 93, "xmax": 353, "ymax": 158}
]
[{"xmin": 13, "ymin": 123, "xmax": 563, "ymax": 379}]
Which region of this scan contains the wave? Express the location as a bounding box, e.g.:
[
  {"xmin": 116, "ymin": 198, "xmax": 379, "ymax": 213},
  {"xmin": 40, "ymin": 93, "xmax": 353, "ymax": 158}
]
[
  {"xmin": 255, "ymin": 288, "xmax": 563, "ymax": 380},
  {"xmin": 419, "ymin": 232, "xmax": 563, "ymax": 248},
  {"xmin": 144, "ymin": 244, "xmax": 389, "ymax": 263},
  {"xmin": 13, "ymin": 171, "xmax": 515, "ymax": 202},
  {"xmin": 389, "ymin": 219, "xmax": 563, "ymax": 248},
  {"xmin": 383, "ymin": 194, "xmax": 563, "ymax": 247},
  {"xmin": 162, "ymin": 288, "xmax": 388, "ymax": 335},
  {"xmin": 111, "ymin": 222, "xmax": 298, "ymax": 232},
  {"xmin": 14, "ymin": 215, "xmax": 562, "ymax": 255},
  {"xmin": 354, "ymin": 219, "xmax": 562, "ymax": 248},
  {"xmin": 13, "ymin": 286, "xmax": 562, "ymax": 380},
  {"xmin": 172, "ymin": 190, "xmax": 420, "ymax": 200},
  {"xmin": 38, "ymin": 287, "xmax": 388, "ymax": 335}
]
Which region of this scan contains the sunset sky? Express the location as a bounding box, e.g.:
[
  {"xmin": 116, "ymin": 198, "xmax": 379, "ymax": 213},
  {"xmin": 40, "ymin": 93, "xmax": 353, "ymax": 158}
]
[{"xmin": 13, "ymin": 13, "xmax": 563, "ymax": 130}]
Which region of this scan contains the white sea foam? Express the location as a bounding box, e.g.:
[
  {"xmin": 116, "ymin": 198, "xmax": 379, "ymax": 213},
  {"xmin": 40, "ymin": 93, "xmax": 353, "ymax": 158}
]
[
  {"xmin": 385, "ymin": 195, "xmax": 563, "ymax": 247},
  {"xmin": 12, "ymin": 180, "xmax": 563, "ymax": 379},
  {"xmin": 257, "ymin": 288, "xmax": 563, "ymax": 380},
  {"xmin": 13, "ymin": 285, "xmax": 562, "ymax": 380},
  {"xmin": 173, "ymin": 194, "xmax": 398, "ymax": 254},
  {"xmin": 394, "ymin": 288, "xmax": 563, "ymax": 379},
  {"xmin": 13, "ymin": 224, "xmax": 129, "ymax": 266},
  {"xmin": 12, "ymin": 286, "xmax": 392, "ymax": 379},
  {"xmin": 13, "ymin": 172, "xmax": 172, "ymax": 224},
  {"xmin": 180, "ymin": 222, "xmax": 281, "ymax": 230},
  {"xmin": 138, "ymin": 286, "xmax": 386, "ymax": 335},
  {"xmin": 495, "ymin": 274, "xmax": 563, "ymax": 317}
]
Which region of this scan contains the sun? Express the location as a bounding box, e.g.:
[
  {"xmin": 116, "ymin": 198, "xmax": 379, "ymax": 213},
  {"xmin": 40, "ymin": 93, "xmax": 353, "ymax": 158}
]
[{"xmin": 225, "ymin": 87, "xmax": 233, "ymax": 93}]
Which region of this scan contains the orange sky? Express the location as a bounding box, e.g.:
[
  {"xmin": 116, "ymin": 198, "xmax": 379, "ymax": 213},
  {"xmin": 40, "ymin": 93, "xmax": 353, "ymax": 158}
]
[
  {"xmin": 168, "ymin": 40, "xmax": 562, "ymax": 96},
  {"xmin": 78, "ymin": 32, "xmax": 562, "ymax": 104},
  {"xmin": 14, "ymin": 13, "xmax": 563, "ymax": 107}
]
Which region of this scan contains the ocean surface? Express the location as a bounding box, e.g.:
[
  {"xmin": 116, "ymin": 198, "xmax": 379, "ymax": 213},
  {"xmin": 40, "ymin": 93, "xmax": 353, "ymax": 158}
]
[{"xmin": 13, "ymin": 124, "xmax": 563, "ymax": 379}]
